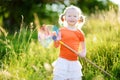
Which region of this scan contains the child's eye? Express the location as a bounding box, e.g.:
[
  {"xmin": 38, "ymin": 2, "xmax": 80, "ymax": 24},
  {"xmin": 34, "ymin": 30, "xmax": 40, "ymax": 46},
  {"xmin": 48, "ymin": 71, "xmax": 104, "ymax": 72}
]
[{"xmin": 74, "ymin": 16, "xmax": 77, "ymax": 17}]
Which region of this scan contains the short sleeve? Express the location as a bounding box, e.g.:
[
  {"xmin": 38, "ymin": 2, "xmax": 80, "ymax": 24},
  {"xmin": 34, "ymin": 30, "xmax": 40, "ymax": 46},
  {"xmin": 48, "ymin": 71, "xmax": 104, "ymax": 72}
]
[{"xmin": 76, "ymin": 29, "xmax": 85, "ymax": 41}]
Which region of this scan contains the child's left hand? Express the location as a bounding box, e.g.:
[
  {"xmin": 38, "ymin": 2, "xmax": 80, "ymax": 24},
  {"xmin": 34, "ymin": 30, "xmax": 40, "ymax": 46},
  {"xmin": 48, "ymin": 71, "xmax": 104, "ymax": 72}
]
[{"xmin": 78, "ymin": 52, "xmax": 86, "ymax": 58}]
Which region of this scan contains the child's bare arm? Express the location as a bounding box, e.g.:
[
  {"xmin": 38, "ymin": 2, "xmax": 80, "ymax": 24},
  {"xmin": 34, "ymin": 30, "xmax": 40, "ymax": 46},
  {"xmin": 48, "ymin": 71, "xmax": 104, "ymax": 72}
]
[{"xmin": 78, "ymin": 41, "xmax": 86, "ymax": 57}]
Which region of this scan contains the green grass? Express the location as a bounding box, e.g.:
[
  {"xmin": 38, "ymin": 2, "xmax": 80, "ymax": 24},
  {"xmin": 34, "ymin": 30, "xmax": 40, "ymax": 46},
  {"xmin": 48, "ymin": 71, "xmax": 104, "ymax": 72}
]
[{"xmin": 0, "ymin": 9, "xmax": 120, "ymax": 80}]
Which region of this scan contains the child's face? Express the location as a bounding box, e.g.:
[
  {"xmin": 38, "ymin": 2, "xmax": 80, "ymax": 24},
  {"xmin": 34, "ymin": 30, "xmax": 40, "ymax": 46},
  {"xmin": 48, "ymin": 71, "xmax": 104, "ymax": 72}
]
[{"xmin": 65, "ymin": 8, "xmax": 79, "ymax": 27}]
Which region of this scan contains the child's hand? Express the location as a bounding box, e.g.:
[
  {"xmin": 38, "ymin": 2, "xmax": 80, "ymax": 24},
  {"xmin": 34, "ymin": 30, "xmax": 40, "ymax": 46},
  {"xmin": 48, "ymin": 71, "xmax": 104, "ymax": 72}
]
[
  {"xmin": 52, "ymin": 31, "xmax": 61, "ymax": 41},
  {"xmin": 78, "ymin": 42, "xmax": 86, "ymax": 58},
  {"xmin": 52, "ymin": 32, "xmax": 58, "ymax": 41},
  {"xmin": 78, "ymin": 52, "xmax": 86, "ymax": 58},
  {"xmin": 52, "ymin": 35, "xmax": 57, "ymax": 41}
]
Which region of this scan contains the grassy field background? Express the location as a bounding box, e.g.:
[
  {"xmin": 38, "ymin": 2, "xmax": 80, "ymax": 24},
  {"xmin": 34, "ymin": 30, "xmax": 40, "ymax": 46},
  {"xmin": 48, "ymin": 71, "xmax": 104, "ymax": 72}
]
[{"xmin": 0, "ymin": 9, "xmax": 120, "ymax": 80}]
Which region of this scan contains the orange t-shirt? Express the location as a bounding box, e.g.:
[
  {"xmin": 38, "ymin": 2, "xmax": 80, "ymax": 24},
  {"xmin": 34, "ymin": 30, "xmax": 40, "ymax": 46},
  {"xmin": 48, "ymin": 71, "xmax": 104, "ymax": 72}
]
[{"xmin": 55, "ymin": 27, "xmax": 85, "ymax": 61}]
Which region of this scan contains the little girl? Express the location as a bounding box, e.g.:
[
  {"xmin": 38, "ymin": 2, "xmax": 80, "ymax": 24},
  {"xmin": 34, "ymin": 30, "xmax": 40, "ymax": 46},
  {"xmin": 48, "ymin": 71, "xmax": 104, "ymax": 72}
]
[{"xmin": 52, "ymin": 5, "xmax": 86, "ymax": 80}]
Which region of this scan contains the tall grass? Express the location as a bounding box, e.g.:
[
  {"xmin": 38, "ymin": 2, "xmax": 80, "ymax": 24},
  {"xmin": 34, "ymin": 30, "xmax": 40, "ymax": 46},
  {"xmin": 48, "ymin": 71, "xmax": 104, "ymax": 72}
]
[
  {"xmin": 0, "ymin": 9, "xmax": 120, "ymax": 80},
  {"xmin": 82, "ymin": 9, "xmax": 120, "ymax": 80}
]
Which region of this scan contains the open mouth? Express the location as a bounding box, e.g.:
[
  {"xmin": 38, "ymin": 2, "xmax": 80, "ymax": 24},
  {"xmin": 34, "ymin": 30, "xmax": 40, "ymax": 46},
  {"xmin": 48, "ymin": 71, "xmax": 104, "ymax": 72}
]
[{"xmin": 71, "ymin": 21, "xmax": 74, "ymax": 22}]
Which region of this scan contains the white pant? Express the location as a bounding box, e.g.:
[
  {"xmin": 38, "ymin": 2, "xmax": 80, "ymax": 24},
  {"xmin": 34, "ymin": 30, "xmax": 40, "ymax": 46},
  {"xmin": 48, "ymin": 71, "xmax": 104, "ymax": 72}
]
[
  {"xmin": 53, "ymin": 75, "xmax": 82, "ymax": 80},
  {"xmin": 52, "ymin": 58, "xmax": 83, "ymax": 80}
]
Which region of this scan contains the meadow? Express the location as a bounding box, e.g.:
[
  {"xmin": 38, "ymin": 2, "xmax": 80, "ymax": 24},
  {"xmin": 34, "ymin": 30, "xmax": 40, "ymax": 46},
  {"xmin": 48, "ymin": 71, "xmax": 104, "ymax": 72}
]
[{"xmin": 0, "ymin": 9, "xmax": 120, "ymax": 80}]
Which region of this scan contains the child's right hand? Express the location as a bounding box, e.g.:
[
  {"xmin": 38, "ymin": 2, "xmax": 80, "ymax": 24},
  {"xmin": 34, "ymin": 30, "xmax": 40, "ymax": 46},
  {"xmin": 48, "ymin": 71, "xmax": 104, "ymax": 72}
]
[
  {"xmin": 52, "ymin": 35, "xmax": 57, "ymax": 41},
  {"xmin": 52, "ymin": 31, "xmax": 61, "ymax": 41}
]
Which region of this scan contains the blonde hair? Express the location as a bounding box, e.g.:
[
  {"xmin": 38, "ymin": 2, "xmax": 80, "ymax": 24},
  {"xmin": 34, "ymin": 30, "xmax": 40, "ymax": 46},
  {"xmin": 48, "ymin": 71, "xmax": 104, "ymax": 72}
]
[{"xmin": 59, "ymin": 5, "xmax": 85, "ymax": 29}]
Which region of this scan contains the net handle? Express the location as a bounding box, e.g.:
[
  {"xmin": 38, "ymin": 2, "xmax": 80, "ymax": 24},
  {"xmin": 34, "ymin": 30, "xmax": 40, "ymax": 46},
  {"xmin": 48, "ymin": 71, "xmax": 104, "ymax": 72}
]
[{"xmin": 59, "ymin": 41, "xmax": 113, "ymax": 78}]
